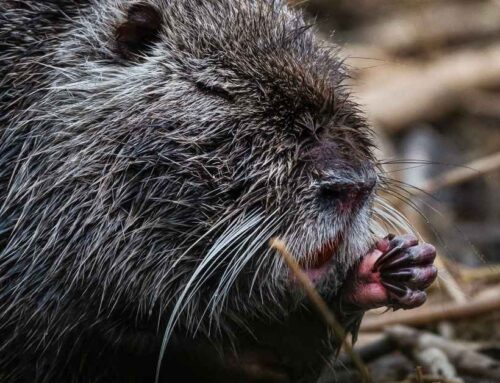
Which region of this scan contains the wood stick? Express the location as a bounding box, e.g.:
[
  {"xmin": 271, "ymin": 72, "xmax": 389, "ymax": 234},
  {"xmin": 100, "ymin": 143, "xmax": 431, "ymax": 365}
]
[
  {"xmin": 459, "ymin": 264, "xmax": 500, "ymax": 284},
  {"xmin": 361, "ymin": 286, "xmax": 500, "ymax": 332},
  {"xmin": 269, "ymin": 238, "xmax": 373, "ymax": 383},
  {"xmin": 434, "ymin": 256, "xmax": 467, "ymax": 304},
  {"xmin": 356, "ymin": 44, "xmax": 500, "ymax": 132},
  {"xmin": 355, "ymin": 2, "xmax": 500, "ymax": 55}
]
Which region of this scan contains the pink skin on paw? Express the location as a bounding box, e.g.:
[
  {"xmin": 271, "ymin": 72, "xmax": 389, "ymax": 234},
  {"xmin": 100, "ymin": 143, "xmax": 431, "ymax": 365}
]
[{"xmin": 343, "ymin": 234, "xmax": 438, "ymax": 310}]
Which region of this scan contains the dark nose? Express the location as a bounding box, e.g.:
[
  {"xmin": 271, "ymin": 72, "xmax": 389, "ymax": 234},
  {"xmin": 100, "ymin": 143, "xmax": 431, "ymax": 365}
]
[{"xmin": 318, "ymin": 178, "xmax": 376, "ymax": 209}]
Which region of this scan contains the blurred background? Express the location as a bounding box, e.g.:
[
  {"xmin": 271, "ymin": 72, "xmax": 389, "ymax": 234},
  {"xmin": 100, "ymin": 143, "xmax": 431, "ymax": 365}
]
[{"xmin": 294, "ymin": 1, "xmax": 500, "ymax": 382}]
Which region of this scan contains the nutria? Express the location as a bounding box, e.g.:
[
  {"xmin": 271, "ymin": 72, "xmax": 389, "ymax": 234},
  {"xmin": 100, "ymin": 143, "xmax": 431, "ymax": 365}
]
[{"xmin": 0, "ymin": 1, "xmax": 437, "ymax": 382}]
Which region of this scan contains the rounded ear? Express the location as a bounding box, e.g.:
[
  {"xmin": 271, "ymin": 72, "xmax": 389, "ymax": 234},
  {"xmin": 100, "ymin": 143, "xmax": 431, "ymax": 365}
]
[{"xmin": 115, "ymin": 2, "xmax": 163, "ymax": 60}]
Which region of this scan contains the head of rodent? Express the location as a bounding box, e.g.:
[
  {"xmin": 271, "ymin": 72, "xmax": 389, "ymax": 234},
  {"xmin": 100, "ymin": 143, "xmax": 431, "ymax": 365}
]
[{"xmin": 4, "ymin": 0, "xmax": 380, "ymax": 337}]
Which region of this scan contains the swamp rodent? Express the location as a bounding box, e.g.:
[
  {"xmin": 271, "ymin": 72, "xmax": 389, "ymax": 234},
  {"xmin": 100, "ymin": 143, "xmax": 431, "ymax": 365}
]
[{"xmin": 0, "ymin": 1, "xmax": 437, "ymax": 382}]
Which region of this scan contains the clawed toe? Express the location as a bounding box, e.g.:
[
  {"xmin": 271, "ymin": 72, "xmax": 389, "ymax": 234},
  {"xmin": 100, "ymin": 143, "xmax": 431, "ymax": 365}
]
[
  {"xmin": 381, "ymin": 281, "xmax": 427, "ymax": 309},
  {"xmin": 391, "ymin": 289, "xmax": 427, "ymax": 310},
  {"xmin": 381, "ymin": 280, "xmax": 408, "ymax": 297},
  {"xmin": 381, "ymin": 264, "xmax": 438, "ymax": 289},
  {"xmin": 373, "ymin": 234, "xmax": 419, "ymax": 270},
  {"xmin": 379, "ymin": 243, "xmax": 436, "ymax": 271}
]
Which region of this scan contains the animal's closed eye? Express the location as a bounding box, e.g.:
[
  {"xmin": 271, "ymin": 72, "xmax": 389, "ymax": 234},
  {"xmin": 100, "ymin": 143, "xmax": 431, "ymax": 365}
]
[{"xmin": 195, "ymin": 81, "xmax": 235, "ymax": 102}]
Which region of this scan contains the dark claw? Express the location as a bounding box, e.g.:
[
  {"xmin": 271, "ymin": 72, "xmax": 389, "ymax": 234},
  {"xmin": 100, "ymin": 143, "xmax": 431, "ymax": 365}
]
[
  {"xmin": 387, "ymin": 289, "xmax": 427, "ymax": 310},
  {"xmin": 380, "ymin": 244, "xmax": 436, "ymax": 272},
  {"xmin": 382, "ymin": 265, "xmax": 437, "ymax": 289},
  {"xmin": 381, "ymin": 281, "xmax": 407, "ymax": 297},
  {"xmin": 398, "ymin": 290, "xmax": 427, "ymax": 309},
  {"xmin": 373, "ymin": 243, "xmax": 404, "ymax": 270},
  {"xmin": 373, "ymin": 234, "xmax": 418, "ymax": 270},
  {"xmin": 381, "ymin": 269, "xmax": 413, "ymax": 282}
]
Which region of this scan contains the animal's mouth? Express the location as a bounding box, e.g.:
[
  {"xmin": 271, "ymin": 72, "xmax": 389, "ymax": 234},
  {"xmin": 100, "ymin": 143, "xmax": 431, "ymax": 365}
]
[{"xmin": 299, "ymin": 234, "xmax": 342, "ymax": 283}]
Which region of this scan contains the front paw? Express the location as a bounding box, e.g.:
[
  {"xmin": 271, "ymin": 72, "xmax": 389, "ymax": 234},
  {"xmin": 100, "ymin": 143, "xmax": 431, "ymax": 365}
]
[
  {"xmin": 374, "ymin": 234, "xmax": 437, "ymax": 309},
  {"xmin": 342, "ymin": 234, "xmax": 438, "ymax": 310}
]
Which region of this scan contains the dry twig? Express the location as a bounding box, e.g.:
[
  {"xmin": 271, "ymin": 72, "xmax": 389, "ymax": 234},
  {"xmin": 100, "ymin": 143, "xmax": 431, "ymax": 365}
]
[
  {"xmin": 459, "ymin": 264, "xmax": 500, "ymax": 284},
  {"xmin": 269, "ymin": 238, "xmax": 373, "ymax": 383}
]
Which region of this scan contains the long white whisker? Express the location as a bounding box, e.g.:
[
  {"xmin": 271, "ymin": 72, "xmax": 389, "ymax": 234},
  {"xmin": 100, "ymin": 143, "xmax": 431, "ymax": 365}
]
[
  {"xmin": 208, "ymin": 212, "xmax": 281, "ymax": 316},
  {"xmin": 154, "ymin": 209, "xmax": 263, "ymax": 383}
]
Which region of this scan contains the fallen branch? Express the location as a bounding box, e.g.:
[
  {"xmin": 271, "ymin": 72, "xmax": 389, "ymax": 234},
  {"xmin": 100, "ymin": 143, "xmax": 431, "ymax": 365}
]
[
  {"xmin": 361, "ymin": 286, "xmax": 500, "ymax": 332},
  {"xmin": 355, "ymin": 2, "xmax": 500, "ymax": 55},
  {"xmin": 387, "ymin": 326, "xmax": 500, "ymax": 380},
  {"xmin": 459, "ymin": 264, "xmax": 500, "ymax": 284},
  {"xmin": 356, "ymin": 44, "xmax": 500, "ymax": 132},
  {"xmin": 415, "ymin": 348, "xmax": 460, "ymax": 381}
]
